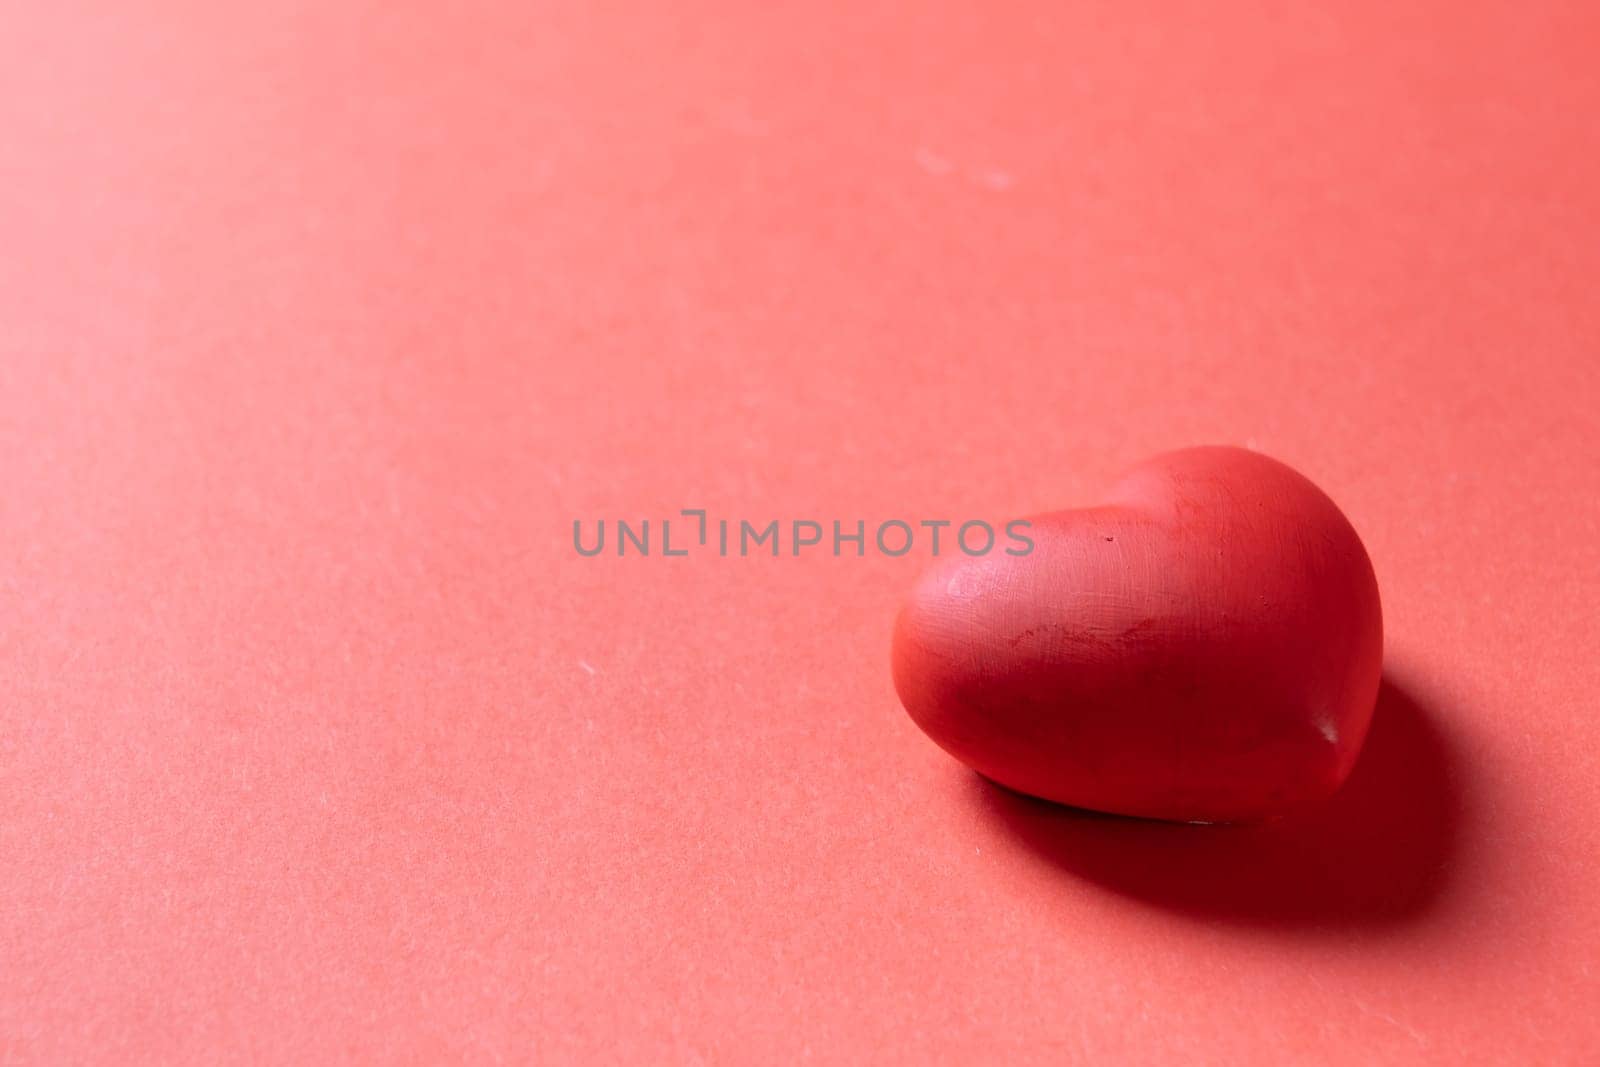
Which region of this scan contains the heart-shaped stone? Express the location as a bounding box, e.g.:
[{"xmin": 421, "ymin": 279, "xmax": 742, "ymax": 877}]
[{"xmin": 892, "ymin": 446, "xmax": 1382, "ymax": 822}]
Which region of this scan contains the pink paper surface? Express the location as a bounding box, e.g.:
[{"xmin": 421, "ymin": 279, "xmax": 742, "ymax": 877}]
[{"xmin": 3, "ymin": 3, "xmax": 1598, "ymax": 1062}]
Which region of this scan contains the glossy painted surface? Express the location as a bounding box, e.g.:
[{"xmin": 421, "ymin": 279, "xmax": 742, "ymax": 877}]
[{"xmin": 894, "ymin": 447, "xmax": 1383, "ymax": 822}]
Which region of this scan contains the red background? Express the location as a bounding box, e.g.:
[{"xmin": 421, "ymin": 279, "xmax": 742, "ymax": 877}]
[{"xmin": 3, "ymin": 3, "xmax": 1598, "ymax": 1062}]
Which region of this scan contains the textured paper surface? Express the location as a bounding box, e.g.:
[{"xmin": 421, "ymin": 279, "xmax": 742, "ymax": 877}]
[{"xmin": 3, "ymin": 3, "xmax": 1598, "ymax": 1062}]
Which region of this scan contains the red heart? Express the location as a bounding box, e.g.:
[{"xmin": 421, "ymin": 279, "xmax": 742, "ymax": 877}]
[{"xmin": 892, "ymin": 446, "xmax": 1383, "ymax": 823}]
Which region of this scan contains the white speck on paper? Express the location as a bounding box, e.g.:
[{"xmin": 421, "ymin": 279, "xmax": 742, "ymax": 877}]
[
  {"xmin": 578, "ymin": 660, "xmax": 597, "ymax": 676},
  {"xmin": 1353, "ymin": 998, "xmax": 1428, "ymax": 1046}
]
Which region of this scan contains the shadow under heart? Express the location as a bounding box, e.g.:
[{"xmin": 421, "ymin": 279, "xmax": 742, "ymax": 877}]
[{"xmin": 969, "ymin": 677, "xmax": 1468, "ymax": 929}]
